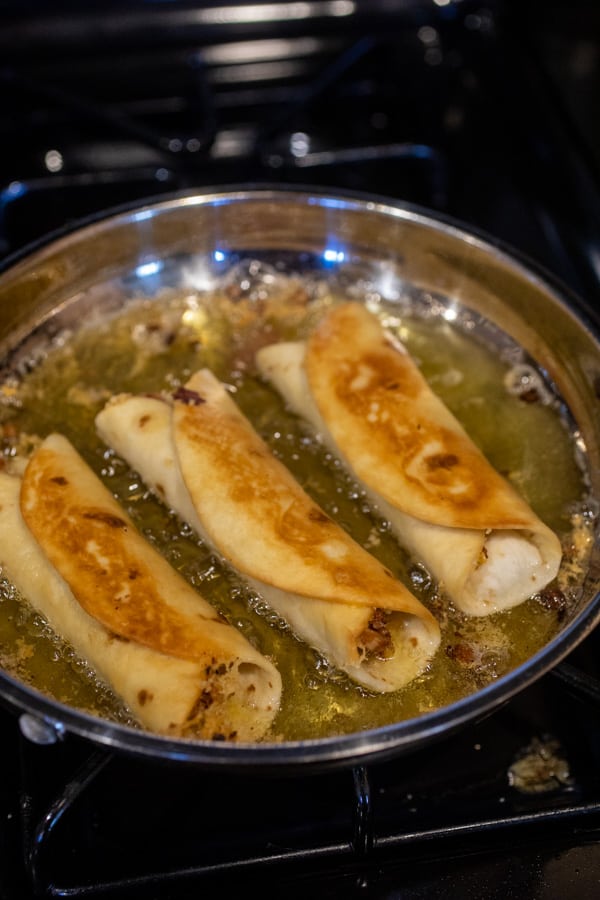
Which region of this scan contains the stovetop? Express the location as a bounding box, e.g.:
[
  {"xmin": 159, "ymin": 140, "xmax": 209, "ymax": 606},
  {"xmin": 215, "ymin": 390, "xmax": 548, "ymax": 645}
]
[
  {"xmin": 3, "ymin": 653, "xmax": 600, "ymax": 900},
  {"xmin": 1, "ymin": 1, "xmax": 600, "ymax": 897},
  {"xmin": 0, "ymin": 0, "xmax": 598, "ymax": 301}
]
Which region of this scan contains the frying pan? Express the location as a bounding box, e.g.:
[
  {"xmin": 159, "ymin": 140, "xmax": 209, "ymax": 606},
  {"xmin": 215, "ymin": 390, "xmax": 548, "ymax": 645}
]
[{"xmin": 0, "ymin": 187, "xmax": 598, "ymax": 774}]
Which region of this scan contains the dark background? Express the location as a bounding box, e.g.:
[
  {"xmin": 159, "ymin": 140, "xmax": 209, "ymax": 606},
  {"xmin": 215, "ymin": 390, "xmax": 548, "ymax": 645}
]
[{"xmin": 0, "ymin": 0, "xmax": 598, "ymax": 307}]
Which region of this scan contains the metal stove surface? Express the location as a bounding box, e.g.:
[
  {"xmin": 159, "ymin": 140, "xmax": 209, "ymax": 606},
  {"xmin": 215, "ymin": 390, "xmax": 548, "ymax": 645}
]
[{"xmin": 0, "ymin": 2, "xmax": 600, "ymax": 897}]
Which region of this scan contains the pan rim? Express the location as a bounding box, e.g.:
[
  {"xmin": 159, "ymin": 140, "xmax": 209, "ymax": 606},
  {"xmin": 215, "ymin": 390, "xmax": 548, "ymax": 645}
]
[{"xmin": 0, "ymin": 183, "xmax": 598, "ymax": 772}]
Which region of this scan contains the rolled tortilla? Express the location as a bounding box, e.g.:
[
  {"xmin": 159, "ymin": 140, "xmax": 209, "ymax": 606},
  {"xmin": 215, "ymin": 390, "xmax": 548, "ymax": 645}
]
[
  {"xmin": 0, "ymin": 434, "xmax": 281, "ymax": 742},
  {"xmin": 256, "ymin": 301, "xmax": 563, "ymax": 616},
  {"xmin": 96, "ymin": 370, "xmax": 441, "ymax": 693}
]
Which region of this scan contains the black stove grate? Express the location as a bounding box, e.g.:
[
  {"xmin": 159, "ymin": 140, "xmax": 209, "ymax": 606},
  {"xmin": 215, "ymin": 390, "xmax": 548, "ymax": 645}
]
[
  {"xmin": 0, "ymin": 3, "xmax": 549, "ymax": 264},
  {"xmin": 1, "ymin": 659, "xmax": 600, "ymax": 899},
  {"xmin": 0, "ymin": 20, "xmax": 459, "ymax": 255},
  {"xmin": 1, "ymin": 2, "xmax": 598, "ymax": 301}
]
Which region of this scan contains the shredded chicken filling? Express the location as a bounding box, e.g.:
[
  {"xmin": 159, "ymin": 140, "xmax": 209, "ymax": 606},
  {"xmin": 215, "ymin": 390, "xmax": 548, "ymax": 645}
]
[{"xmin": 357, "ymin": 609, "xmax": 394, "ymax": 661}]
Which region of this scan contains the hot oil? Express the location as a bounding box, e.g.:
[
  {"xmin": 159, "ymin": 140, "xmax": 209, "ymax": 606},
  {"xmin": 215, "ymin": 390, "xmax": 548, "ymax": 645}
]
[
  {"xmin": 0, "ymin": 577, "xmax": 136, "ymax": 725},
  {"xmin": 0, "ymin": 281, "xmax": 593, "ymax": 742}
]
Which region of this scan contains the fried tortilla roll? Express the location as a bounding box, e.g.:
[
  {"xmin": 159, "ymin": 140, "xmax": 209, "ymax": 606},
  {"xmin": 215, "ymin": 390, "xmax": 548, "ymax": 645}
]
[
  {"xmin": 0, "ymin": 435, "xmax": 281, "ymax": 742},
  {"xmin": 96, "ymin": 370, "xmax": 441, "ymax": 693},
  {"xmin": 256, "ymin": 302, "xmax": 562, "ymax": 617}
]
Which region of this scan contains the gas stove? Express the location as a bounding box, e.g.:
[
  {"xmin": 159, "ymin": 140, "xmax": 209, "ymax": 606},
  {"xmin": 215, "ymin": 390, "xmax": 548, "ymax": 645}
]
[
  {"xmin": 1, "ymin": 0, "xmax": 597, "ymax": 299},
  {"xmin": 1, "ymin": 2, "xmax": 600, "ymax": 898}
]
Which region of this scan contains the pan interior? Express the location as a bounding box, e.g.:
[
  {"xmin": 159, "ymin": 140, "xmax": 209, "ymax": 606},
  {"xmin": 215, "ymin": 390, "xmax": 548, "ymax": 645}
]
[{"xmin": 0, "ymin": 191, "xmax": 598, "ymax": 758}]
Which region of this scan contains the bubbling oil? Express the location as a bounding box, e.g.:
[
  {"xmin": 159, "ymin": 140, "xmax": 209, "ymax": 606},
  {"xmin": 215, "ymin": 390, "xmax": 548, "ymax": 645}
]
[{"xmin": 0, "ymin": 271, "xmax": 594, "ymax": 742}]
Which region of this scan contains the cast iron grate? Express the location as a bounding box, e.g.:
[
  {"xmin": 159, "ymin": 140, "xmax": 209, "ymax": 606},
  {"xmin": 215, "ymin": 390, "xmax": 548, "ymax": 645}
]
[
  {"xmin": 2, "ymin": 661, "xmax": 600, "ymax": 899},
  {"xmin": 1, "ymin": 1, "xmax": 598, "ymax": 305},
  {"xmin": 0, "ymin": 2, "xmax": 497, "ymax": 260}
]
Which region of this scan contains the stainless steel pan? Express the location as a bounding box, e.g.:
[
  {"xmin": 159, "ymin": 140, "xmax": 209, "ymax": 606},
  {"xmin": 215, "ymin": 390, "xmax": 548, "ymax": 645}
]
[{"xmin": 0, "ymin": 187, "xmax": 598, "ymax": 773}]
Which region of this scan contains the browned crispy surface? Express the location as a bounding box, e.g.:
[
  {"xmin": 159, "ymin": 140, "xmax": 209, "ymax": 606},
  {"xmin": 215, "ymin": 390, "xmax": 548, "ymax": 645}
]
[
  {"xmin": 305, "ymin": 303, "xmax": 539, "ymax": 530},
  {"xmin": 20, "ymin": 436, "xmax": 237, "ymax": 663},
  {"xmin": 173, "ymin": 370, "xmax": 433, "ymax": 620}
]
